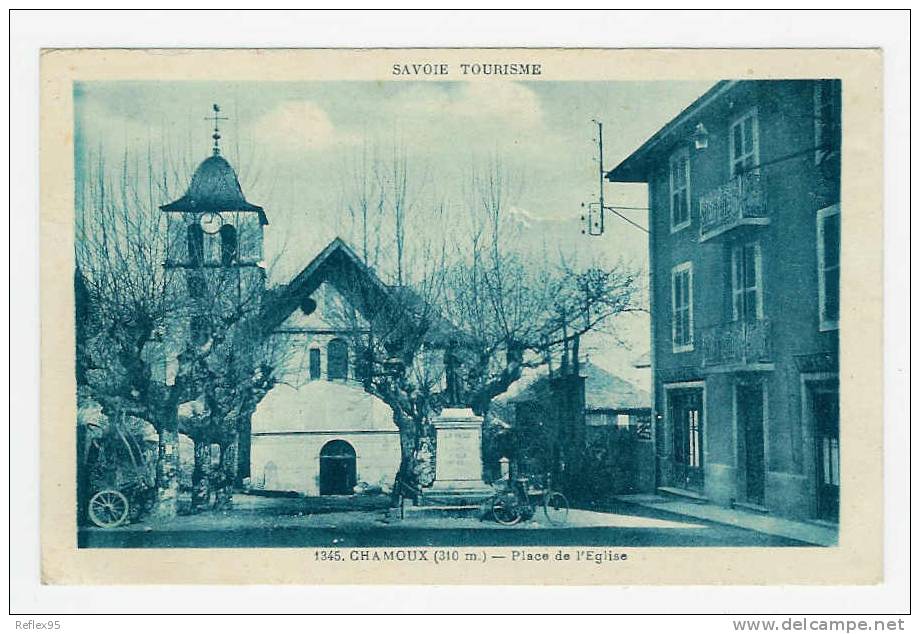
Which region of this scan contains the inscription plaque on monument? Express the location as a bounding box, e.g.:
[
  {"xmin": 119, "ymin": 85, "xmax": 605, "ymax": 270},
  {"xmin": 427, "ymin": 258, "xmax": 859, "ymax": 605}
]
[{"xmin": 429, "ymin": 408, "xmax": 487, "ymax": 491}]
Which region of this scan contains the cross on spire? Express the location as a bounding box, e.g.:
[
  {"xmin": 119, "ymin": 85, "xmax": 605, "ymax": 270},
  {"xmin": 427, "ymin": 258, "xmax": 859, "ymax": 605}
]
[{"xmin": 206, "ymin": 103, "xmax": 229, "ymax": 155}]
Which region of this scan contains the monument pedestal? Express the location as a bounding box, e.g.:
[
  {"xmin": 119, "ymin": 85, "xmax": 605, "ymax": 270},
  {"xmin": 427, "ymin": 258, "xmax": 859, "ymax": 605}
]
[{"xmin": 425, "ymin": 408, "xmax": 492, "ymax": 503}]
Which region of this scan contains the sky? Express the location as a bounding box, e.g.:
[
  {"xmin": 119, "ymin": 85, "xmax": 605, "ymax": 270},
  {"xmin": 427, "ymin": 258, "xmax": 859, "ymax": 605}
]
[{"xmin": 74, "ymin": 79, "xmax": 713, "ymax": 386}]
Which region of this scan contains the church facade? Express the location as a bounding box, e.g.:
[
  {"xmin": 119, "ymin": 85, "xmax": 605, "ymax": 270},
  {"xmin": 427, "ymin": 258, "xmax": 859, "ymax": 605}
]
[
  {"xmin": 249, "ymin": 256, "xmax": 402, "ymax": 497},
  {"xmin": 160, "ymin": 135, "xmax": 402, "ymax": 497}
]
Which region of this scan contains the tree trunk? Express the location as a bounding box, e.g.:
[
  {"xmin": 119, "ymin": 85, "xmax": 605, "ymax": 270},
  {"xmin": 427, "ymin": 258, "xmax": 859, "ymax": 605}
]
[
  {"xmin": 236, "ymin": 414, "xmax": 252, "ymax": 486},
  {"xmin": 151, "ymin": 425, "xmax": 180, "ymax": 519},
  {"xmin": 191, "ymin": 439, "xmax": 211, "ymax": 510},
  {"xmin": 572, "ymin": 334, "xmax": 581, "ymax": 375},
  {"xmin": 391, "ymin": 414, "xmax": 420, "ymax": 504},
  {"xmin": 213, "ymin": 435, "xmax": 238, "ymax": 509}
]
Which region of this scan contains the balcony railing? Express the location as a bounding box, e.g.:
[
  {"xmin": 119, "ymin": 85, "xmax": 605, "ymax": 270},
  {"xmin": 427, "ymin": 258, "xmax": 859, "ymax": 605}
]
[
  {"xmin": 699, "ymin": 172, "xmax": 769, "ymax": 241},
  {"xmin": 700, "ymin": 319, "xmax": 773, "ymax": 369}
]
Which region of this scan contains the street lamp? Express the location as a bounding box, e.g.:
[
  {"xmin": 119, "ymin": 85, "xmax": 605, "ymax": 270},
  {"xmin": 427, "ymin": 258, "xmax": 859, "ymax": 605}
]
[{"xmin": 692, "ymin": 122, "xmax": 710, "ymax": 150}]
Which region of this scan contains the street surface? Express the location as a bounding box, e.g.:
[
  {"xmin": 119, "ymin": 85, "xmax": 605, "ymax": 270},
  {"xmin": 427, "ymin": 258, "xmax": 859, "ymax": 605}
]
[{"xmin": 78, "ymin": 494, "xmax": 812, "ymax": 548}]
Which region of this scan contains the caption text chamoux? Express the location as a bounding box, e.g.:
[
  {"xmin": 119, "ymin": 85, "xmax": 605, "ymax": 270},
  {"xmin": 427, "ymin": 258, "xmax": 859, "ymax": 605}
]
[{"xmin": 391, "ymin": 62, "xmax": 542, "ymax": 77}]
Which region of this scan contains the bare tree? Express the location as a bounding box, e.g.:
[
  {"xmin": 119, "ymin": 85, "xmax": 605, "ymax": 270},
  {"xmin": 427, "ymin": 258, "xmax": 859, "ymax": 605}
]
[
  {"xmin": 314, "ymin": 231, "xmax": 451, "ymax": 494},
  {"xmin": 338, "ymin": 140, "xmax": 430, "ymax": 281},
  {"xmin": 380, "ymin": 140, "xmax": 425, "ymax": 286},
  {"xmin": 339, "ymin": 140, "xmax": 383, "ymax": 266},
  {"xmin": 327, "ymin": 153, "xmax": 642, "ymax": 498},
  {"xmin": 76, "ymin": 144, "xmax": 286, "ymax": 518}
]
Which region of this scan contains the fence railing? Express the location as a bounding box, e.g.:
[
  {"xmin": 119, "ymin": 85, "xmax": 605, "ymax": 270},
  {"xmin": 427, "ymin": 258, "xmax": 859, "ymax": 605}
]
[
  {"xmin": 699, "ymin": 172, "xmax": 768, "ymax": 240},
  {"xmin": 700, "ymin": 319, "xmax": 772, "ymax": 368}
]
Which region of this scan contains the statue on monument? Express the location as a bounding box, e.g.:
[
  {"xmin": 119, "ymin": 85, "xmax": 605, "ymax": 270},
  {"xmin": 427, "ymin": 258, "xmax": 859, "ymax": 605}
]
[{"xmin": 443, "ymin": 340, "xmax": 463, "ymax": 408}]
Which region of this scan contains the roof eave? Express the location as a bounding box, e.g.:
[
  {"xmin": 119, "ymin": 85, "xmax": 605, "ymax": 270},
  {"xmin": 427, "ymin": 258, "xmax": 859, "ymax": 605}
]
[
  {"xmin": 606, "ymin": 161, "xmax": 650, "ymax": 183},
  {"xmin": 159, "ymin": 199, "xmax": 266, "ymax": 217},
  {"xmin": 605, "ymin": 80, "xmax": 736, "ymax": 183}
]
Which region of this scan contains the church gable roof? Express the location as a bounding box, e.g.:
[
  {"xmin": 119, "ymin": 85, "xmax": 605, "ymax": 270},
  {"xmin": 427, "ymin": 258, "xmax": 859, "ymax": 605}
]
[
  {"xmin": 274, "ymin": 282, "xmax": 369, "ymax": 332},
  {"xmin": 262, "ymin": 238, "xmax": 462, "ymax": 346},
  {"xmin": 262, "ymin": 238, "xmax": 399, "ymax": 334}
]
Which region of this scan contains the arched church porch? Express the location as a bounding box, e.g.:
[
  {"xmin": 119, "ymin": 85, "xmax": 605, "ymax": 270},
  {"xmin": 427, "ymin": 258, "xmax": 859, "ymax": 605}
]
[{"xmin": 249, "ymin": 381, "xmax": 401, "ymax": 496}]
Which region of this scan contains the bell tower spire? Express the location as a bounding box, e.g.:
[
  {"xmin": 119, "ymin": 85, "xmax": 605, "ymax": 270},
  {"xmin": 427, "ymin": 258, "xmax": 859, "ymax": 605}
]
[{"xmin": 206, "ymin": 103, "xmax": 229, "ymax": 156}]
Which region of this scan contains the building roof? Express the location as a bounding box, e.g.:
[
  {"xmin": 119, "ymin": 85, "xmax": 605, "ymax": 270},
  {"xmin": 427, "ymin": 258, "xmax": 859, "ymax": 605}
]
[
  {"xmin": 160, "ymin": 154, "xmax": 268, "ymax": 224},
  {"xmin": 261, "ymin": 237, "xmax": 465, "ymax": 346},
  {"xmin": 582, "ymin": 362, "xmax": 650, "ymax": 411},
  {"xmin": 605, "ymin": 80, "xmax": 734, "ymax": 183},
  {"xmin": 508, "ymin": 361, "xmax": 650, "ymax": 412},
  {"xmin": 261, "ymin": 238, "xmax": 381, "ymax": 332}
]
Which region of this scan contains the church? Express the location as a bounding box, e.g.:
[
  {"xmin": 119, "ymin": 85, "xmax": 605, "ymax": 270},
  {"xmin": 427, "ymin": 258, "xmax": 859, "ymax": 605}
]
[
  {"xmin": 160, "ymin": 122, "xmax": 404, "ymax": 497},
  {"xmin": 249, "ymin": 240, "xmax": 404, "ymax": 496}
]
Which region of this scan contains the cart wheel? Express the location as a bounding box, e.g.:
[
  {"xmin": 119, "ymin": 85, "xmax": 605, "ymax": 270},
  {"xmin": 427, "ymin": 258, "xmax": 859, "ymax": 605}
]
[
  {"xmin": 543, "ymin": 492, "xmax": 569, "ymax": 525},
  {"xmin": 88, "ymin": 489, "xmax": 129, "ymax": 528},
  {"xmin": 491, "ymin": 494, "xmax": 523, "ymax": 526}
]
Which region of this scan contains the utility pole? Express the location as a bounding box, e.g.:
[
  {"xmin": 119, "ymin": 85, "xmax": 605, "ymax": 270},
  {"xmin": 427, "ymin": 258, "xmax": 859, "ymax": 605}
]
[
  {"xmin": 596, "ymin": 119, "xmax": 605, "ymax": 236},
  {"xmin": 582, "ymin": 119, "xmax": 649, "ymax": 236}
]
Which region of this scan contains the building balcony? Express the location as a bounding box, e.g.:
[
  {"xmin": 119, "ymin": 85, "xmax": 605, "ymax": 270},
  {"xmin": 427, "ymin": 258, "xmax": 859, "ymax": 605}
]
[
  {"xmin": 699, "ymin": 172, "xmax": 769, "ymax": 242},
  {"xmin": 700, "ymin": 319, "xmax": 773, "ymax": 371}
]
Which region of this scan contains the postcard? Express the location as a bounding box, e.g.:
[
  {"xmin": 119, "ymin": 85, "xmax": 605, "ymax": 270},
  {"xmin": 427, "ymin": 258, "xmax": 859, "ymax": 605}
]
[{"xmin": 40, "ymin": 48, "xmax": 883, "ymax": 585}]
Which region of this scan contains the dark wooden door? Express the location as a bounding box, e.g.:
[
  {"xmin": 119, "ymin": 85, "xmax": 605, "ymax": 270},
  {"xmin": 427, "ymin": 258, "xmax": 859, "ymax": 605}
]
[
  {"xmin": 670, "ymin": 389, "xmax": 704, "ymax": 492},
  {"xmin": 814, "ymin": 389, "xmax": 840, "ymax": 521},
  {"xmin": 319, "ymin": 440, "xmax": 357, "ymax": 495},
  {"xmin": 737, "ymin": 382, "xmax": 765, "ymax": 505}
]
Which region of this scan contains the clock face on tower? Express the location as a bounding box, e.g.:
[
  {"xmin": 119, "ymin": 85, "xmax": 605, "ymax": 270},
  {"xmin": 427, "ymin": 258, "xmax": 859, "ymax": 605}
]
[{"xmin": 199, "ymin": 211, "xmax": 223, "ymax": 234}]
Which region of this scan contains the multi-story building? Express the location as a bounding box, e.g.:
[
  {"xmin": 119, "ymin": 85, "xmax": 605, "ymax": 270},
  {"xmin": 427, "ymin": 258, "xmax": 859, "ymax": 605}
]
[{"xmin": 607, "ymin": 80, "xmax": 841, "ymax": 522}]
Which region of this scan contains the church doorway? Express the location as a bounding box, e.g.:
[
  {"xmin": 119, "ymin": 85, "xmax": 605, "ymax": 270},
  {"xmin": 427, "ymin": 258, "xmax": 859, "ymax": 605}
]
[{"xmin": 319, "ymin": 440, "xmax": 357, "ymax": 495}]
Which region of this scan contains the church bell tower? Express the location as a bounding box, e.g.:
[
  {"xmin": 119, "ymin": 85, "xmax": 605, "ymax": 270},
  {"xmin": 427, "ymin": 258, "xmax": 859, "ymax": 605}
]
[
  {"xmin": 159, "ymin": 104, "xmax": 268, "ymax": 485},
  {"xmin": 160, "ymin": 104, "xmax": 268, "ymax": 335}
]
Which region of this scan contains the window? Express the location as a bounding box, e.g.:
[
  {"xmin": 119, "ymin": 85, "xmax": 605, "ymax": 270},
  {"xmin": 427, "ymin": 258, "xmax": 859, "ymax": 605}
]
[
  {"xmin": 671, "ymin": 262, "xmax": 694, "ymax": 352},
  {"xmin": 220, "ymin": 224, "xmax": 238, "ymax": 266},
  {"xmin": 327, "ymin": 338, "xmax": 348, "ymax": 380},
  {"xmin": 616, "ymin": 414, "xmax": 630, "ymax": 429},
  {"xmin": 817, "ymin": 204, "xmax": 840, "ymax": 330},
  {"xmin": 668, "ymin": 388, "xmax": 705, "ymax": 491},
  {"xmin": 731, "ymin": 241, "xmax": 763, "ymax": 321},
  {"xmin": 187, "ymin": 224, "xmax": 204, "ymax": 267},
  {"xmin": 821, "ymin": 436, "xmax": 840, "ymax": 487},
  {"xmin": 730, "ymin": 109, "xmax": 759, "ymax": 177},
  {"xmin": 309, "ymin": 348, "xmax": 321, "ymax": 380},
  {"xmin": 686, "ymin": 409, "xmax": 701, "ymax": 468},
  {"xmin": 585, "ymin": 412, "xmax": 607, "ymax": 427},
  {"xmin": 814, "ymin": 80, "xmax": 841, "ymax": 164},
  {"xmin": 669, "ymin": 148, "xmax": 691, "ymax": 231}
]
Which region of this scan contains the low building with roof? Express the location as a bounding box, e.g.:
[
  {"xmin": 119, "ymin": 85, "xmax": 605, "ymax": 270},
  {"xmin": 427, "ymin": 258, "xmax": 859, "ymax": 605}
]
[{"xmin": 502, "ymin": 361, "xmax": 654, "ymax": 498}]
